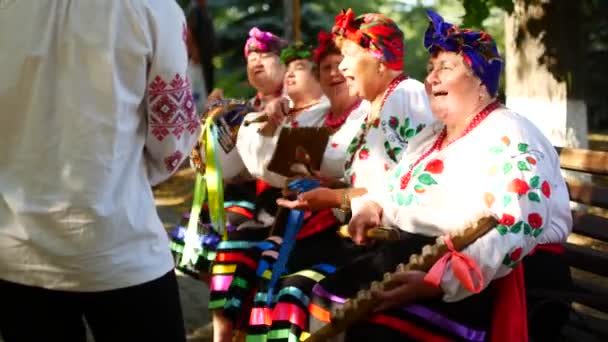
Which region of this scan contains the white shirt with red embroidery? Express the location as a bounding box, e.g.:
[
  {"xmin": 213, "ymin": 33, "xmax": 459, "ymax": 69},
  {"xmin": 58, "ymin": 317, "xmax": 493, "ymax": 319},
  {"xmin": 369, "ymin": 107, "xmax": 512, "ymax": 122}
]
[
  {"xmin": 343, "ymin": 78, "xmax": 435, "ymax": 190},
  {"xmin": 236, "ymin": 96, "xmax": 331, "ymax": 188},
  {"xmin": 352, "ymin": 107, "xmax": 572, "ymax": 302},
  {"xmin": 0, "ymin": 0, "xmax": 198, "ymax": 291}
]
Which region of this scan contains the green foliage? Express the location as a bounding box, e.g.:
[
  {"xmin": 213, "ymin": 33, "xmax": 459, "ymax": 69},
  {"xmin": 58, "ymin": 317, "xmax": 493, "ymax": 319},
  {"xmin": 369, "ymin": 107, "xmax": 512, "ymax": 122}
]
[
  {"xmin": 183, "ymin": 0, "xmax": 509, "ymax": 98},
  {"xmin": 459, "ymin": 0, "xmax": 513, "ymax": 28}
]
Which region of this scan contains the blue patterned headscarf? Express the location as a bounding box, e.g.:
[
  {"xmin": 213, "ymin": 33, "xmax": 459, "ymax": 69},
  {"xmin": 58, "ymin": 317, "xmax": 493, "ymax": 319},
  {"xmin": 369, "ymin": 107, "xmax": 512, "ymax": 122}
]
[{"xmin": 423, "ymin": 10, "xmax": 502, "ymax": 97}]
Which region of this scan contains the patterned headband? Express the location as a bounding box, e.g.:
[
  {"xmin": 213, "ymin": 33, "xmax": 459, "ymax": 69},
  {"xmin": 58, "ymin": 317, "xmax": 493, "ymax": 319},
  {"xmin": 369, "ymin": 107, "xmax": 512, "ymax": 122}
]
[
  {"xmin": 423, "ymin": 10, "xmax": 503, "ymax": 96},
  {"xmin": 332, "ymin": 8, "xmax": 405, "ymax": 71}
]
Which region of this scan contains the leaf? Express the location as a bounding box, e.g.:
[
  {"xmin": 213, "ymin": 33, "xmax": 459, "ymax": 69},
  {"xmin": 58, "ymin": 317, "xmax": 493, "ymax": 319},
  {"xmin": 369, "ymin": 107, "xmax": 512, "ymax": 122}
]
[
  {"xmin": 396, "ymin": 193, "xmax": 405, "ymax": 206},
  {"xmin": 404, "ymin": 117, "xmax": 410, "ymax": 129},
  {"xmin": 503, "ymin": 163, "xmax": 513, "ymax": 175},
  {"xmin": 418, "ymin": 173, "xmax": 437, "ymax": 186},
  {"xmin": 496, "ymin": 225, "xmax": 508, "ymax": 236},
  {"xmin": 391, "ymin": 147, "xmax": 402, "ymax": 161},
  {"xmin": 517, "ymin": 161, "xmax": 530, "ymax": 171},
  {"xmin": 533, "ymin": 228, "xmax": 543, "ymax": 237},
  {"xmin": 530, "ymin": 176, "xmax": 540, "ymax": 188},
  {"xmin": 503, "ymin": 195, "xmax": 512, "ymax": 207},
  {"xmin": 502, "ymin": 254, "xmax": 511, "ymax": 265},
  {"xmin": 404, "ymin": 193, "xmax": 414, "ymax": 206},
  {"xmin": 490, "ymin": 146, "xmax": 504, "ymax": 154},
  {"xmin": 518, "ymin": 143, "xmax": 529, "ymax": 153},
  {"xmin": 405, "ymin": 128, "xmax": 416, "ymax": 138},
  {"xmin": 412, "ymin": 164, "xmax": 424, "ymax": 177},
  {"xmin": 511, "ymin": 221, "xmax": 523, "ymax": 234},
  {"xmin": 524, "ymin": 223, "xmax": 532, "ymax": 235},
  {"xmin": 388, "ymin": 184, "xmax": 394, "ymax": 192},
  {"xmin": 394, "ymin": 166, "xmax": 403, "ymax": 177},
  {"xmin": 399, "ymin": 126, "xmax": 406, "ymax": 138},
  {"xmin": 528, "ymin": 192, "xmax": 541, "ymax": 203}
]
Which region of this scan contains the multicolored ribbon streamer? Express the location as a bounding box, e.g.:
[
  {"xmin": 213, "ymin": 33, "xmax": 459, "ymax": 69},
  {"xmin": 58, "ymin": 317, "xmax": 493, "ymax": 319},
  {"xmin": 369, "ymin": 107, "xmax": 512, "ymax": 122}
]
[
  {"xmin": 180, "ymin": 120, "xmax": 211, "ymax": 268},
  {"xmin": 180, "ymin": 116, "xmax": 227, "ymax": 267},
  {"xmin": 423, "ymin": 236, "xmax": 484, "ymax": 294},
  {"xmin": 205, "ymin": 119, "xmax": 227, "ymax": 240},
  {"xmin": 266, "ymin": 178, "xmax": 320, "ymax": 306}
]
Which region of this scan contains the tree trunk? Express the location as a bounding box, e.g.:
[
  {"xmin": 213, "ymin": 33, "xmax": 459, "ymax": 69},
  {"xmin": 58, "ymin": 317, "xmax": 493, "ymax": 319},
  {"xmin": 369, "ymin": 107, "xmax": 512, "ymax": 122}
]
[{"xmin": 505, "ymin": 0, "xmax": 588, "ymax": 148}]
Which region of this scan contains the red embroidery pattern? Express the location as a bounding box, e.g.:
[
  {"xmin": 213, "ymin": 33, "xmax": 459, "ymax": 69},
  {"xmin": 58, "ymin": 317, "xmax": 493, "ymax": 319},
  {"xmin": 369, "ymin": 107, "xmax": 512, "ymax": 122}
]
[
  {"xmin": 164, "ymin": 150, "xmax": 184, "ymax": 172},
  {"xmin": 148, "ymin": 74, "xmax": 197, "ymax": 141}
]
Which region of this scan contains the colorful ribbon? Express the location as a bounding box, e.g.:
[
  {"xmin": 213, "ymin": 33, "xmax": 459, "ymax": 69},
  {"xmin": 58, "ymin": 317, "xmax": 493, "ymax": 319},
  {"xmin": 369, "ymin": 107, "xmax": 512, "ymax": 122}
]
[
  {"xmin": 423, "ymin": 236, "xmax": 484, "ymax": 294},
  {"xmin": 205, "ymin": 120, "xmax": 227, "ymax": 240},
  {"xmin": 179, "ymin": 116, "xmax": 227, "ymax": 268},
  {"xmin": 265, "ymin": 178, "xmax": 321, "ymax": 306}
]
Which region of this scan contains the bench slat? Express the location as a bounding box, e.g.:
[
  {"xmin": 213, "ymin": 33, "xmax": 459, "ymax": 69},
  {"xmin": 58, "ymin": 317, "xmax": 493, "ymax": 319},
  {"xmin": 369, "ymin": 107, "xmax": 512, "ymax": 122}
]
[
  {"xmin": 567, "ymin": 180, "xmax": 608, "ymax": 209},
  {"xmin": 563, "ymin": 243, "xmax": 608, "ymax": 277},
  {"xmin": 572, "ymin": 211, "xmax": 608, "ymax": 242},
  {"xmin": 557, "ymin": 147, "xmax": 608, "ymax": 176}
]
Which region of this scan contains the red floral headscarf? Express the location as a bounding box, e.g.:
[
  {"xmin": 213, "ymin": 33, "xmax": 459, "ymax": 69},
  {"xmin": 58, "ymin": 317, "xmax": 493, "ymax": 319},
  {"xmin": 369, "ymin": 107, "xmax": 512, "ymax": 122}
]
[
  {"xmin": 313, "ymin": 30, "xmax": 341, "ymax": 64},
  {"xmin": 332, "ymin": 9, "xmax": 404, "ymax": 70}
]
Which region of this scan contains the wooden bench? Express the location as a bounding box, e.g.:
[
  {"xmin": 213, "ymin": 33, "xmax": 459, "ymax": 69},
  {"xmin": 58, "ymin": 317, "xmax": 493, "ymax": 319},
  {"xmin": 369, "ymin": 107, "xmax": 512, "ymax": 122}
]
[{"xmin": 528, "ymin": 147, "xmax": 608, "ymax": 341}]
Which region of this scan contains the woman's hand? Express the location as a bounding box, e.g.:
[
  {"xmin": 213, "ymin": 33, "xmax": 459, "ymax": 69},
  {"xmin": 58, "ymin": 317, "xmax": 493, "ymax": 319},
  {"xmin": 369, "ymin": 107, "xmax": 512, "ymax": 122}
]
[
  {"xmin": 264, "ymin": 97, "xmax": 290, "ymax": 125},
  {"xmin": 207, "ymin": 88, "xmax": 224, "ymax": 103},
  {"xmin": 258, "ymin": 97, "xmax": 289, "ymax": 136},
  {"xmin": 371, "ymin": 271, "xmax": 443, "ymax": 311},
  {"xmin": 276, "ymin": 187, "xmax": 340, "ymax": 211},
  {"xmin": 348, "ymin": 201, "xmax": 383, "ymax": 245}
]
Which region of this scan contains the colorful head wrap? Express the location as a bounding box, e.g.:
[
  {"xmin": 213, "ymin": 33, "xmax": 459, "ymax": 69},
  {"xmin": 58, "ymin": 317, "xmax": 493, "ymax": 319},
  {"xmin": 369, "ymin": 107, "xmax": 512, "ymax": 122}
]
[
  {"xmin": 313, "ymin": 30, "xmax": 340, "ymax": 64},
  {"xmin": 331, "ymin": 9, "xmax": 404, "ymax": 71},
  {"xmin": 280, "ymin": 42, "xmax": 314, "ymax": 65},
  {"xmin": 423, "ymin": 10, "xmax": 503, "ymax": 97},
  {"xmin": 244, "ymin": 27, "xmax": 287, "ymax": 58}
]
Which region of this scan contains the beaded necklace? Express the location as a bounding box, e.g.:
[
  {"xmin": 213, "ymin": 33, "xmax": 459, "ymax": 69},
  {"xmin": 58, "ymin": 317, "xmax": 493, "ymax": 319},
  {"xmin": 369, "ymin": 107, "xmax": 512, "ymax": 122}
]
[
  {"xmin": 399, "ymin": 101, "xmax": 501, "ymax": 190},
  {"xmin": 325, "ymin": 98, "xmax": 363, "ymax": 132}
]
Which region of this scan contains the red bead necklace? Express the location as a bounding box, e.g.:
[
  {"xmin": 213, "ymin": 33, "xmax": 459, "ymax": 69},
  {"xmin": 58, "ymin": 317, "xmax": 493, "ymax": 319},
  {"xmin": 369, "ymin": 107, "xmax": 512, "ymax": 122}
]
[
  {"xmin": 325, "ymin": 98, "xmax": 363, "ymax": 131},
  {"xmin": 399, "ymin": 101, "xmax": 501, "ymax": 190}
]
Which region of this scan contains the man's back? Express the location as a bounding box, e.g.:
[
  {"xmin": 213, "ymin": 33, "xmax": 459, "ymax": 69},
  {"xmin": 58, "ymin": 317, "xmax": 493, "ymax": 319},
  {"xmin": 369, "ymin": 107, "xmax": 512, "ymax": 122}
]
[{"xmin": 0, "ymin": 0, "xmax": 199, "ymax": 291}]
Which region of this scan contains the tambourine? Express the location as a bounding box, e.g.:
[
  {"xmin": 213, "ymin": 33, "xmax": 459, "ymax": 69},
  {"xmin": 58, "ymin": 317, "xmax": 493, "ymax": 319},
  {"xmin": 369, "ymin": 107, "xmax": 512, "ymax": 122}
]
[{"xmin": 190, "ymin": 99, "xmax": 255, "ymax": 181}]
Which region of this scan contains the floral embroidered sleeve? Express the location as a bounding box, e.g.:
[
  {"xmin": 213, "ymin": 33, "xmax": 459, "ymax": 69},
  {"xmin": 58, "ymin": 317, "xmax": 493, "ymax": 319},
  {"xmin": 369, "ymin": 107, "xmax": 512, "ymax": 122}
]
[
  {"xmin": 379, "ymin": 80, "xmax": 434, "ymax": 164},
  {"xmin": 143, "ymin": 3, "xmax": 199, "ymax": 186},
  {"xmin": 440, "ymin": 134, "xmax": 556, "ymax": 302}
]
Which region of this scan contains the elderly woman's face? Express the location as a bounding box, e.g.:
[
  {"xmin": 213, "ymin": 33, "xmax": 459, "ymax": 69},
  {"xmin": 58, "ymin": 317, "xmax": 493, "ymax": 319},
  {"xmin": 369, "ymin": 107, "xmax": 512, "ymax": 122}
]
[
  {"xmin": 319, "ymin": 53, "xmax": 348, "ymax": 100},
  {"xmin": 425, "ymin": 51, "xmax": 483, "ymax": 124},
  {"xmin": 338, "ymin": 40, "xmax": 381, "ymax": 100},
  {"xmin": 247, "ymin": 51, "xmax": 285, "ymax": 92},
  {"xmin": 284, "ymin": 59, "xmax": 318, "ymax": 98}
]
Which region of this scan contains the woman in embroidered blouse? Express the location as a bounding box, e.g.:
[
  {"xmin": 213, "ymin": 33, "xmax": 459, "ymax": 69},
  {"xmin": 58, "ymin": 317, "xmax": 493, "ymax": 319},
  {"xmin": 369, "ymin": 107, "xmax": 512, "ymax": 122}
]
[
  {"xmin": 331, "ymin": 10, "xmax": 572, "ymax": 341},
  {"xmin": 276, "ymin": 9, "xmax": 434, "ymax": 213},
  {"xmin": 237, "ymin": 42, "xmax": 330, "ymax": 187},
  {"xmin": 208, "ymin": 34, "xmax": 374, "ymax": 342}
]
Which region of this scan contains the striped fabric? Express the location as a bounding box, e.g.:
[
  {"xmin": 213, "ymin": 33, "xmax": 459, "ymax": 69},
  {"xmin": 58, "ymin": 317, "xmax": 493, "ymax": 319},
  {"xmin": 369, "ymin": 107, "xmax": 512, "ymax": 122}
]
[
  {"xmin": 207, "ymin": 210, "xmax": 340, "ymax": 327},
  {"xmin": 240, "ymin": 236, "xmax": 493, "ymax": 342}
]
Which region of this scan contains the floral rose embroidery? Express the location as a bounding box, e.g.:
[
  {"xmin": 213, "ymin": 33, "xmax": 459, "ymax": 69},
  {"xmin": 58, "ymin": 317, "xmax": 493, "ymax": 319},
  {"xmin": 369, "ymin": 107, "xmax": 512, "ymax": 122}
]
[
  {"xmin": 528, "ymin": 213, "xmax": 543, "ymax": 229},
  {"xmin": 500, "ymin": 213, "xmax": 516, "ymax": 226},
  {"xmin": 541, "ymin": 181, "xmax": 551, "ymax": 198},
  {"xmin": 508, "ymin": 178, "xmax": 530, "ymax": 195},
  {"xmin": 424, "ymin": 159, "xmax": 444, "ymax": 174}
]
